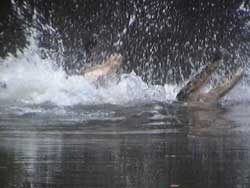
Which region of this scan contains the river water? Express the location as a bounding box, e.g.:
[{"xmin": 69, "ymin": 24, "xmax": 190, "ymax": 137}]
[
  {"xmin": 0, "ymin": 101, "xmax": 250, "ymax": 188},
  {"xmin": 1, "ymin": 1, "xmax": 250, "ymax": 188},
  {"xmin": 0, "ymin": 41, "xmax": 250, "ymax": 188}
]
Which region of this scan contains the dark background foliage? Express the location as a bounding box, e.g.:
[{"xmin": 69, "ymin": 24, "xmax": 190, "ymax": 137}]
[{"xmin": 0, "ymin": 0, "xmax": 249, "ymax": 84}]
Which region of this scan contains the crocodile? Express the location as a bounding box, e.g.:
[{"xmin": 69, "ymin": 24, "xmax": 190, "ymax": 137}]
[{"xmin": 80, "ymin": 53, "xmax": 243, "ymax": 103}]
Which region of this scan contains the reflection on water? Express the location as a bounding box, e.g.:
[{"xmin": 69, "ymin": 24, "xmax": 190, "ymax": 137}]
[{"xmin": 0, "ymin": 103, "xmax": 250, "ymax": 188}]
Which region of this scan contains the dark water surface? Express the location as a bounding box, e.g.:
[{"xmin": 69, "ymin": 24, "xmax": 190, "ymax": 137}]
[{"xmin": 0, "ymin": 102, "xmax": 250, "ymax": 188}]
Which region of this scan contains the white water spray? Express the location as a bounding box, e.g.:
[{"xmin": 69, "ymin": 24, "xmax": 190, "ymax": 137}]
[
  {"xmin": 0, "ymin": 29, "xmax": 250, "ymax": 106},
  {"xmin": 0, "ymin": 31, "xmax": 180, "ymax": 106},
  {"xmin": 1, "ymin": 0, "xmax": 250, "ymax": 106}
]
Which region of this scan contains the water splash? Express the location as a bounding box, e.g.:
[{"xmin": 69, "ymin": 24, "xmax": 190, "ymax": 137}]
[
  {"xmin": 0, "ymin": 31, "xmax": 179, "ymax": 106},
  {"xmin": 1, "ymin": 31, "xmax": 250, "ymax": 106},
  {"xmin": 1, "ymin": 0, "xmax": 250, "ymax": 107},
  {"xmin": 222, "ymin": 67, "xmax": 250, "ymax": 105}
]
